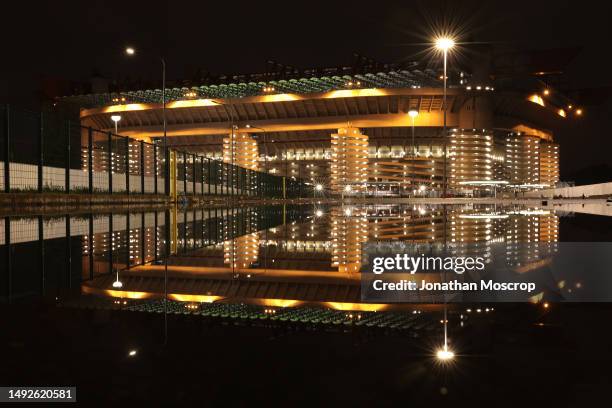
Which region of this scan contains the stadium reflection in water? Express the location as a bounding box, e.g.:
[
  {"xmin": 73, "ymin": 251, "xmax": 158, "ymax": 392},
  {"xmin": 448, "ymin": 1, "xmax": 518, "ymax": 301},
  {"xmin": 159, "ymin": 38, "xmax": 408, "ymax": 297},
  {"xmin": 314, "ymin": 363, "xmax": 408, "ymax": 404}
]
[{"xmin": 0, "ymin": 204, "xmax": 565, "ymax": 316}]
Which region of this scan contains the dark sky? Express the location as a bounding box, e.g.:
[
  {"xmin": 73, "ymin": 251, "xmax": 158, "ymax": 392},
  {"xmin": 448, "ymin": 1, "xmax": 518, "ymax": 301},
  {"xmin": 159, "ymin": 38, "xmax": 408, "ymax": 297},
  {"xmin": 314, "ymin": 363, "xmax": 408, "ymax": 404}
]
[{"xmin": 2, "ymin": 0, "xmax": 611, "ymax": 176}]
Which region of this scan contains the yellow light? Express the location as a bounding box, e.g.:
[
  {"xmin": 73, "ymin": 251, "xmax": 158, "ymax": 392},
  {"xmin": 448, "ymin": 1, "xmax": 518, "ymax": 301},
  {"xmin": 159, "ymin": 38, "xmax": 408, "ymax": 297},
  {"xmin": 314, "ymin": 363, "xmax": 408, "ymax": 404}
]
[
  {"xmin": 125, "ymin": 47, "xmax": 135, "ymax": 55},
  {"xmin": 168, "ymin": 294, "xmax": 223, "ymax": 303},
  {"xmin": 324, "ymin": 302, "xmax": 388, "ymax": 312},
  {"xmin": 436, "ymin": 347, "xmax": 455, "ymax": 361},
  {"xmin": 543, "ymin": 89, "xmax": 550, "ymax": 95},
  {"xmin": 435, "ymin": 37, "xmax": 455, "ymax": 51},
  {"xmin": 576, "ymin": 108, "xmax": 583, "ymax": 115},
  {"xmin": 102, "ymin": 289, "xmax": 152, "ymax": 299},
  {"xmin": 528, "ymin": 94, "xmax": 545, "ymax": 107},
  {"xmin": 558, "ymin": 109, "xmax": 566, "ymax": 118},
  {"xmin": 543, "ymin": 302, "xmax": 549, "ymax": 309},
  {"xmin": 408, "ymin": 109, "xmax": 419, "ymax": 118}
]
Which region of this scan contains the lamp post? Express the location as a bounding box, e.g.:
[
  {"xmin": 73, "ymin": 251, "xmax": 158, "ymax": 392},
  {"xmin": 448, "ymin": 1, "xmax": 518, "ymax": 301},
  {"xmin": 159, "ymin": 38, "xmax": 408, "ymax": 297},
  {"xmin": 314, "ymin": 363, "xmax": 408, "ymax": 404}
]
[
  {"xmin": 110, "ymin": 115, "xmax": 121, "ymax": 134},
  {"xmin": 112, "ymin": 269, "xmax": 123, "ymax": 288},
  {"xmin": 434, "ymin": 36, "xmax": 455, "ymax": 358},
  {"xmin": 125, "ymin": 47, "xmax": 167, "ymax": 195},
  {"xmin": 125, "ymin": 46, "xmax": 169, "ymax": 346},
  {"xmin": 435, "ymin": 37, "xmax": 455, "ymax": 198}
]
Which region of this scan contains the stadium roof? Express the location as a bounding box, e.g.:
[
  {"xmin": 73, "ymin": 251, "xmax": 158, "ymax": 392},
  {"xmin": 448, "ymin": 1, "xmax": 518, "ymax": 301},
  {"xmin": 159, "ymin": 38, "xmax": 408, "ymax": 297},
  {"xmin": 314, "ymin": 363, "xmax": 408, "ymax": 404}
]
[{"xmin": 60, "ymin": 68, "xmax": 447, "ymax": 109}]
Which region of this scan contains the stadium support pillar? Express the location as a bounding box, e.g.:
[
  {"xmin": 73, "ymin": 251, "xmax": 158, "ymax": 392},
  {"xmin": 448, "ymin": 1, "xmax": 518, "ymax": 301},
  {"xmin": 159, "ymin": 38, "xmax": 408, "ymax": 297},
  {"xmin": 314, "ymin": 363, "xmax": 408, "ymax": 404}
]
[
  {"xmin": 330, "ymin": 207, "xmax": 368, "ymax": 273},
  {"xmin": 330, "ymin": 127, "xmax": 368, "ymax": 195},
  {"xmin": 223, "ymin": 132, "xmax": 258, "ymax": 171}
]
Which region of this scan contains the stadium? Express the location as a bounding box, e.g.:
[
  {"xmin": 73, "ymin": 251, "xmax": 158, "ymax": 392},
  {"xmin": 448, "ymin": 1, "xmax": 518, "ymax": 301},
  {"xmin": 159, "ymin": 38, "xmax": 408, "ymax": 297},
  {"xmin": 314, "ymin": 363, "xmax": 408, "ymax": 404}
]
[{"xmin": 57, "ymin": 48, "xmax": 580, "ymax": 197}]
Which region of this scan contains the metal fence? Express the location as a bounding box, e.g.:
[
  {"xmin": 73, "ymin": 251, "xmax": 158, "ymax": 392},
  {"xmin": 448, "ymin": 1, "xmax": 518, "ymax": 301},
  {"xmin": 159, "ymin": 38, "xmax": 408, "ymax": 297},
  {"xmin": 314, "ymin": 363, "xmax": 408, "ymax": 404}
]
[
  {"xmin": 0, "ymin": 205, "xmax": 310, "ymax": 301},
  {"xmin": 0, "ymin": 105, "xmax": 306, "ymax": 198}
]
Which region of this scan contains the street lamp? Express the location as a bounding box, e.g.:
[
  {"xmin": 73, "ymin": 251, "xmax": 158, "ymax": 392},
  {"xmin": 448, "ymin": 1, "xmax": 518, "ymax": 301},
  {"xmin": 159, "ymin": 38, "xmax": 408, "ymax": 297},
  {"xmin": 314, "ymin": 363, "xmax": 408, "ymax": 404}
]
[
  {"xmin": 436, "ymin": 346, "xmax": 455, "ymax": 362},
  {"xmin": 408, "ymin": 109, "xmax": 418, "ymax": 157},
  {"xmin": 110, "ymin": 115, "xmax": 121, "ymax": 134},
  {"xmin": 125, "ymin": 46, "xmax": 167, "ymax": 194},
  {"xmin": 112, "ymin": 269, "xmax": 123, "ymax": 288},
  {"xmin": 435, "ymin": 37, "xmax": 455, "ymax": 197},
  {"xmin": 125, "ymin": 45, "xmax": 169, "ymax": 345},
  {"xmin": 433, "ymin": 35, "xmax": 455, "ymax": 352}
]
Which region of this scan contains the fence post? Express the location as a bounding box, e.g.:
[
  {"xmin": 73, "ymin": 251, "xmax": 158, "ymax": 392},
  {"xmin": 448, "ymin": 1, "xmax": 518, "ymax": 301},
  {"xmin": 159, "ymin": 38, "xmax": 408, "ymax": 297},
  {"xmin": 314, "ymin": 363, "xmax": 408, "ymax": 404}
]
[
  {"xmin": 140, "ymin": 212, "xmax": 145, "ymax": 265},
  {"xmin": 220, "ymin": 162, "xmax": 224, "ymax": 195},
  {"xmin": 126, "ymin": 212, "xmax": 130, "ymax": 269},
  {"xmin": 200, "ymin": 156, "xmax": 204, "ymax": 196},
  {"xmin": 183, "ymin": 151, "xmax": 187, "ymax": 195},
  {"xmin": 108, "ymin": 213, "xmax": 113, "ymax": 272},
  {"xmin": 38, "ymin": 112, "xmax": 43, "ymax": 193},
  {"xmin": 125, "ymin": 137, "xmax": 130, "ymax": 195},
  {"xmin": 164, "ymin": 147, "xmax": 170, "ymax": 196},
  {"xmin": 208, "ymin": 158, "xmax": 212, "ymax": 195},
  {"xmin": 88, "ymin": 127, "xmax": 93, "ymax": 194},
  {"xmin": 3, "ymin": 105, "xmax": 9, "ymax": 193},
  {"xmin": 65, "ymin": 121, "xmax": 70, "ymax": 194},
  {"xmin": 108, "ymin": 132, "xmax": 112, "ymax": 194},
  {"xmin": 88, "ymin": 215, "xmax": 94, "ymax": 280},
  {"xmin": 192, "ymin": 154, "xmax": 196, "ymax": 195},
  {"xmin": 38, "ymin": 216, "xmax": 45, "ymax": 293},
  {"xmin": 140, "ymin": 140, "xmax": 145, "ymax": 194},
  {"xmin": 65, "ymin": 214, "xmax": 72, "ymax": 288},
  {"xmin": 225, "ymin": 162, "xmax": 230, "ymax": 196},
  {"xmin": 153, "ymin": 144, "xmax": 158, "ymax": 195},
  {"xmin": 4, "ymin": 216, "xmax": 11, "ymax": 301},
  {"xmin": 154, "ymin": 211, "xmax": 158, "ymax": 261}
]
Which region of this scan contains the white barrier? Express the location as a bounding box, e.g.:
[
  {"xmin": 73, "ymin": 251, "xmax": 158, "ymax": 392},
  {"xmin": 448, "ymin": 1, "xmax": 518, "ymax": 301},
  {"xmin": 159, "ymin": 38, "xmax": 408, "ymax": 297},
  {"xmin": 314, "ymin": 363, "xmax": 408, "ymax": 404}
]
[{"xmin": 525, "ymin": 182, "xmax": 612, "ymax": 198}]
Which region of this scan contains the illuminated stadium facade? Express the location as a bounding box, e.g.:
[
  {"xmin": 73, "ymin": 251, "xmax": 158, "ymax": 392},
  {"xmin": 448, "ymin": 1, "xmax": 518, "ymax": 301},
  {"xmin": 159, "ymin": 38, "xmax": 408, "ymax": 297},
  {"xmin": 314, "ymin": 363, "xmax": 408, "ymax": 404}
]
[{"xmin": 61, "ymin": 54, "xmax": 575, "ymax": 196}]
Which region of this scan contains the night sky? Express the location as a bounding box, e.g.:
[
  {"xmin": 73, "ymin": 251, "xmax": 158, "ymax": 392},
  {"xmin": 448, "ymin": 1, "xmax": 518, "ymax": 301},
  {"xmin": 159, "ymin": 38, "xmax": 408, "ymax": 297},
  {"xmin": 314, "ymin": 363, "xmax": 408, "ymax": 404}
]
[{"xmin": 2, "ymin": 0, "xmax": 611, "ymax": 178}]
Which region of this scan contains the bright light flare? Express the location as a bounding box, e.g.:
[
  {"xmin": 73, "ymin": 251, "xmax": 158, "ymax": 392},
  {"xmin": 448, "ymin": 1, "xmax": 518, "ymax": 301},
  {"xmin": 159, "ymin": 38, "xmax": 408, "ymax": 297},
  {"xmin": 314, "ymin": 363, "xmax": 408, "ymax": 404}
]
[
  {"xmin": 315, "ymin": 210, "xmax": 324, "ymax": 217},
  {"xmin": 436, "ymin": 347, "xmax": 455, "ymax": 361},
  {"xmin": 110, "ymin": 115, "xmax": 122, "ymax": 122},
  {"xmin": 435, "ymin": 37, "xmax": 455, "ymax": 51},
  {"xmin": 125, "ymin": 47, "xmax": 135, "ymax": 55},
  {"xmin": 315, "ymin": 184, "xmax": 323, "ymax": 191},
  {"xmin": 408, "ymin": 109, "xmax": 419, "ymax": 118}
]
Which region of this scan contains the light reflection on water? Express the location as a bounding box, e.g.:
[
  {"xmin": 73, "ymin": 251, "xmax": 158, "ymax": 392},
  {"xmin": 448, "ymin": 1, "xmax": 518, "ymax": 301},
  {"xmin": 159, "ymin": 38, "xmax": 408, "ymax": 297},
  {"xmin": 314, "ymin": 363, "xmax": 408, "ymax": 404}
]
[{"xmin": 0, "ymin": 203, "xmax": 565, "ymax": 307}]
